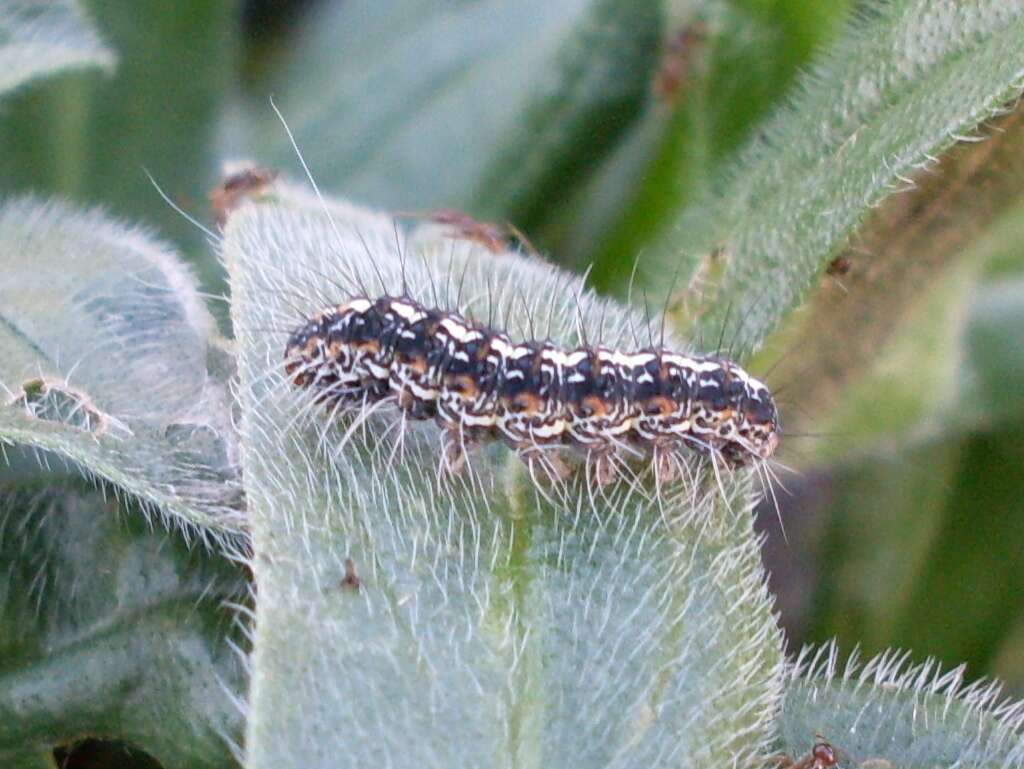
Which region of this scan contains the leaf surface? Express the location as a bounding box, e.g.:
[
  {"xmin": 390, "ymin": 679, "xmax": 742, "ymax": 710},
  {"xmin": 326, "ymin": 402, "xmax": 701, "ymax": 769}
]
[
  {"xmin": 243, "ymin": 0, "xmax": 661, "ymax": 231},
  {"xmin": 656, "ymin": 0, "xmax": 1024, "ymax": 355},
  {"xmin": 0, "ymin": 197, "xmax": 244, "ymax": 540},
  {"xmin": 0, "ymin": 0, "xmax": 238, "ymax": 295},
  {"xmin": 779, "ymin": 646, "xmax": 1024, "ymax": 768},
  {"xmin": 225, "ymin": 190, "xmax": 783, "ymax": 768},
  {"xmin": 0, "ymin": 478, "xmax": 247, "ymax": 769},
  {"xmin": 0, "ymin": 0, "xmax": 114, "ymax": 97}
]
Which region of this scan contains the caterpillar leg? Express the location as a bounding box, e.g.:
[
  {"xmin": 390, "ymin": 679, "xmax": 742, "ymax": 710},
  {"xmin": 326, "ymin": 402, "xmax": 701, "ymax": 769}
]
[
  {"xmin": 586, "ymin": 449, "xmax": 618, "ymax": 486},
  {"xmin": 440, "ymin": 429, "xmax": 470, "ymax": 476},
  {"xmin": 516, "ymin": 445, "xmax": 571, "ymax": 483},
  {"xmin": 395, "ymin": 387, "xmax": 436, "ymax": 420},
  {"xmin": 653, "ymin": 444, "xmax": 679, "ymax": 484}
]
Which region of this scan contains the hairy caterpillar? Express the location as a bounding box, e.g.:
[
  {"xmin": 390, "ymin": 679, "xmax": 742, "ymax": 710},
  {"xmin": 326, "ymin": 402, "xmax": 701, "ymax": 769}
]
[{"xmin": 284, "ymin": 294, "xmax": 780, "ymax": 485}]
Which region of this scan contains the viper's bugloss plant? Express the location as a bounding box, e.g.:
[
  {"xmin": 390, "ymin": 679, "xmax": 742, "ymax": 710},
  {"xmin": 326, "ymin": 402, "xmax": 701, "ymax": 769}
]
[{"xmin": 2, "ymin": 1, "xmax": 1024, "ymax": 768}]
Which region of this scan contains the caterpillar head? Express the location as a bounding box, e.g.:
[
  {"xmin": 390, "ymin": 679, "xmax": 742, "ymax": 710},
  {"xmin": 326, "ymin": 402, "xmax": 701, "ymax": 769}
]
[
  {"xmin": 648, "ymin": 355, "xmax": 780, "ymax": 465},
  {"xmin": 729, "ymin": 378, "xmax": 780, "ymax": 462}
]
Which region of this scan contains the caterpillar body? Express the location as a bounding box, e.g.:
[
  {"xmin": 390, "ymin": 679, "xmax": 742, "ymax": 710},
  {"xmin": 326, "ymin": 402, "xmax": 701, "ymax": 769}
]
[{"xmin": 284, "ymin": 295, "xmax": 780, "ymax": 484}]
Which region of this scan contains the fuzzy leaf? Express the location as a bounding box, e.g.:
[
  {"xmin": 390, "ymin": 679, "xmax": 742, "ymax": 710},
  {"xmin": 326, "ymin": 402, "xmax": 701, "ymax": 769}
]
[
  {"xmin": 775, "ymin": 199, "xmax": 1024, "ymax": 467},
  {"xmin": 761, "ymin": 200, "xmax": 1024, "ymax": 682},
  {"xmin": 225, "ymin": 190, "xmax": 783, "ymax": 768},
  {"xmin": 0, "ymin": 0, "xmax": 237, "ymax": 296},
  {"xmin": 778, "ymin": 645, "xmax": 1024, "ymax": 768},
  {"xmin": 657, "ymin": 0, "xmax": 1024, "ymax": 354},
  {"xmin": 0, "ymin": 196, "xmax": 244, "ymax": 540},
  {"xmin": 0, "ymin": 478, "xmax": 247, "ymax": 769},
  {"xmin": 244, "ymin": 0, "xmax": 661, "ymax": 227},
  {"xmin": 565, "ymin": 0, "xmax": 852, "ymax": 290},
  {"xmin": 0, "ymin": 0, "xmax": 114, "ymax": 97},
  {"xmin": 753, "ymin": 105, "xmax": 1024, "ymax": 448}
]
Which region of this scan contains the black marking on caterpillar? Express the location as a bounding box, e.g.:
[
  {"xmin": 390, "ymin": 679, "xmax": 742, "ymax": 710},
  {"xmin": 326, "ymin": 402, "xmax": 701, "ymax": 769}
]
[{"xmin": 284, "ymin": 295, "xmax": 779, "ymax": 485}]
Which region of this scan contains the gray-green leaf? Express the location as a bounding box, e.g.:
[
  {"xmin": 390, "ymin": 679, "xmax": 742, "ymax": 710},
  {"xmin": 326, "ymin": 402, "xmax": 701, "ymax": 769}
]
[
  {"xmin": 224, "ymin": 191, "xmax": 782, "ymax": 768},
  {"xmin": 0, "ymin": 479, "xmax": 247, "ymax": 769},
  {"xmin": 659, "ymin": 0, "xmax": 1024, "ymax": 355},
  {"xmin": 0, "ymin": 0, "xmax": 114, "ymax": 97},
  {"xmin": 0, "ymin": 196, "xmax": 244, "ymax": 541},
  {"xmin": 779, "ymin": 644, "xmax": 1024, "ymax": 768},
  {"xmin": 244, "ymin": 0, "xmax": 661, "ymax": 226}
]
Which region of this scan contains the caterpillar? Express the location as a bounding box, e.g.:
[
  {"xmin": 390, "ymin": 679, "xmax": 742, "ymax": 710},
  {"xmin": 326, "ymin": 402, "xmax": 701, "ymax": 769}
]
[{"xmin": 283, "ymin": 294, "xmax": 779, "ymax": 485}]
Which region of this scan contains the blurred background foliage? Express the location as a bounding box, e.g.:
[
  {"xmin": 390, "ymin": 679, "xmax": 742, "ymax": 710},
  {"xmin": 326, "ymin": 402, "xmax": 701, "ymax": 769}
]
[{"xmin": 2, "ymin": 0, "xmax": 1024, "ymax": 762}]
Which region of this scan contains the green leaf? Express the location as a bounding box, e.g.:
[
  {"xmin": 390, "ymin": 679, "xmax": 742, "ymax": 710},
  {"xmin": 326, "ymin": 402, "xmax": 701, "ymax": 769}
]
[
  {"xmin": 224, "ymin": 191, "xmax": 783, "ymax": 767},
  {"xmin": 243, "ymin": 0, "xmax": 661, "ymax": 230},
  {"xmin": 0, "ymin": 478, "xmax": 248, "ymax": 769},
  {"xmin": 0, "ymin": 0, "xmax": 239, "ymax": 295},
  {"xmin": 0, "ymin": 0, "xmax": 115, "ymax": 97},
  {"xmin": 569, "ymin": 0, "xmax": 852, "ymax": 291},
  {"xmin": 779, "ymin": 256, "xmax": 976, "ymax": 462},
  {"xmin": 751, "ymin": 106, "xmax": 1024, "ymax": 447},
  {"xmin": 889, "ymin": 426, "xmax": 1024, "ymax": 675},
  {"xmin": 805, "ymin": 424, "xmax": 1024, "ymax": 679},
  {"xmin": 779, "ymin": 645, "xmax": 1024, "ymax": 767},
  {"xmin": 657, "ymin": 0, "xmax": 1024, "ymax": 354},
  {"xmin": 962, "ymin": 205, "xmax": 1024, "ymax": 428},
  {"xmin": 763, "ymin": 197, "xmax": 1024, "ymax": 686},
  {"xmin": 0, "ymin": 196, "xmax": 244, "ymax": 541},
  {"xmin": 814, "ymin": 197, "xmax": 1024, "ymax": 456}
]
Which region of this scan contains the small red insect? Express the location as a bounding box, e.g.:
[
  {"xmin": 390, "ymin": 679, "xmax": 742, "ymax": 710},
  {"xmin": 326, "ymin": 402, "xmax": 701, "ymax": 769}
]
[
  {"xmin": 340, "ymin": 558, "xmax": 361, "ymax": 592},
  {"xmin": 774, "ymin": 740, "xmax": 840, "ymax": 769},
  {"xmin": 653, "ymin": 22, "xmax": 707, "ymax": 101},
  {"xmin": 825, "ymin": 256, "xmax": 853, "ymax": 277},
  {"xmin": 209, "ymin": 165, "xmax": 279, "ymax": 226},
  {"xmin": 398, "ymin": 208, "xmax": 538, "ymax": 256}
]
